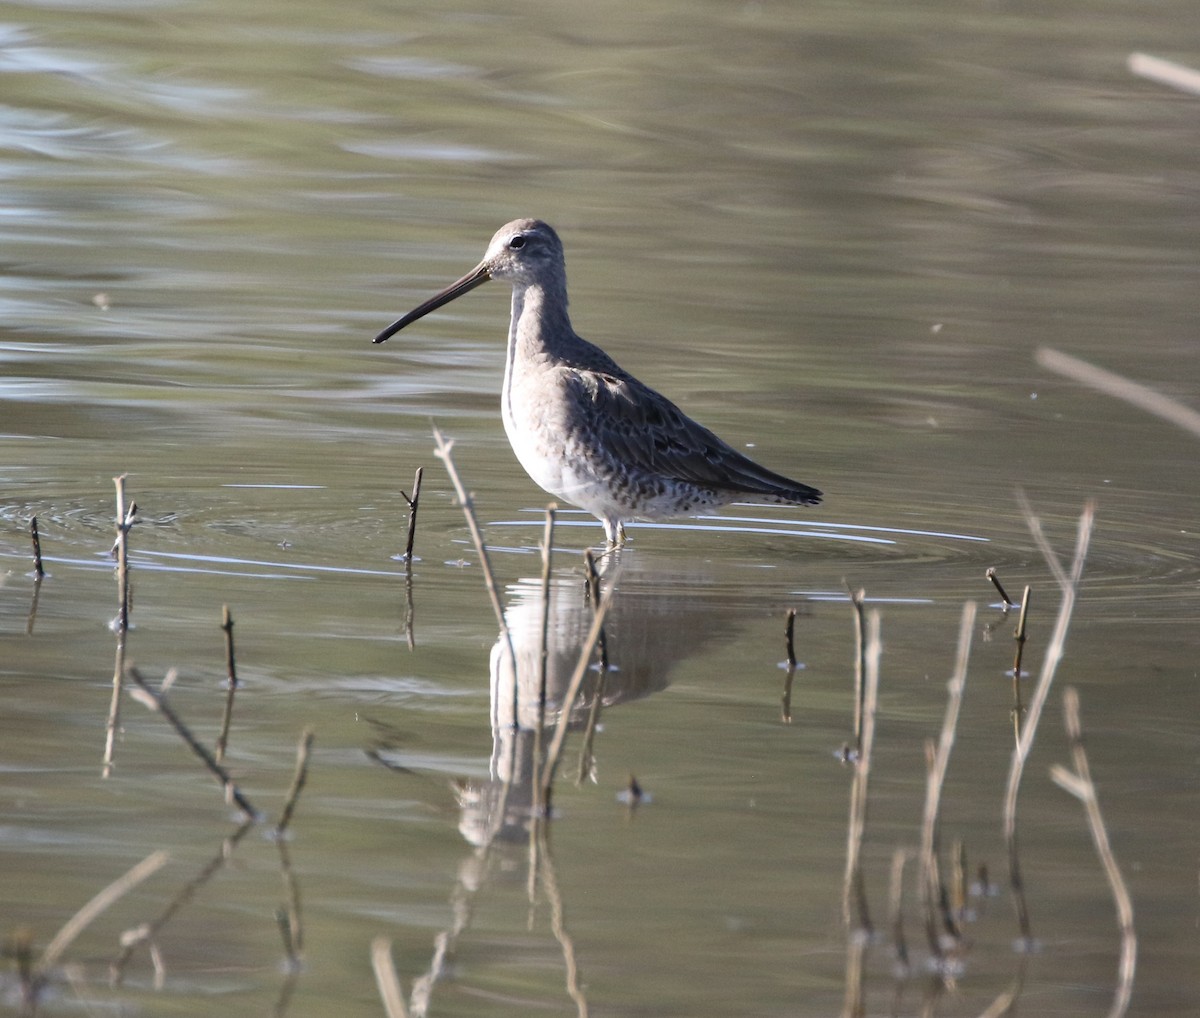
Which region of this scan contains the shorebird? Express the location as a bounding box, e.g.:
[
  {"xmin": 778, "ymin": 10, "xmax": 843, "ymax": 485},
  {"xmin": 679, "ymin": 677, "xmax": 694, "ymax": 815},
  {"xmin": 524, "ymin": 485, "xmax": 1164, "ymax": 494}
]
[{"xmin": 374, "ymin": 219, "xmax": 822, "ymax": 546}]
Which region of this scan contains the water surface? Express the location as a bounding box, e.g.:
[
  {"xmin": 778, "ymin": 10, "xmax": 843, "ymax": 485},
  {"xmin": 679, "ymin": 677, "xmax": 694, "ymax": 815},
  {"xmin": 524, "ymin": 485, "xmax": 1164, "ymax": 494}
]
[{"xmin": 2, "ymin": 0, "xmax": 1198, "ymax": 1014}]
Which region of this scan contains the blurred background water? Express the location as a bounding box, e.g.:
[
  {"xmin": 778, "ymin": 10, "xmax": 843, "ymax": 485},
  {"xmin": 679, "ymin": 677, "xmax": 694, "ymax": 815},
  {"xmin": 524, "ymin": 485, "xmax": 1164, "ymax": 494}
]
[{"xmin": 1, "ymin": 0, "xmax": 1198, "ymax": 1014}]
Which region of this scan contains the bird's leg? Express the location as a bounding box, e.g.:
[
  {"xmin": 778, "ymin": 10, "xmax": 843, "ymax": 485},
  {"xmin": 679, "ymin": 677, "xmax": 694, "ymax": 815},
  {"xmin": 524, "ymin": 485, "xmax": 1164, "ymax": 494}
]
[{"xmin": 601, "ymin": 518, "xmax": 628, "ymax": 549}]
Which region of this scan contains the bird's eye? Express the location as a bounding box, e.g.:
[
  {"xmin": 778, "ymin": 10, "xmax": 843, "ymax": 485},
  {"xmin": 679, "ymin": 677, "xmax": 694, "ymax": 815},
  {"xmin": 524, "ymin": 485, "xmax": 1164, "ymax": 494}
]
[{"xmin": 509, "ymin": 236, "xmax": 526, "ymax": 250}]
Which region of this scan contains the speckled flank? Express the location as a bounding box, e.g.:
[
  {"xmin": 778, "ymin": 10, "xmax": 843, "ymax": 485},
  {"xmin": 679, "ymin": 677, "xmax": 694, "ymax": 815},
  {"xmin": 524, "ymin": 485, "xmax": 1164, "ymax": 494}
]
[{"xmin": 375, "ymin": 218, "xmax": 822, "ymax": 546}]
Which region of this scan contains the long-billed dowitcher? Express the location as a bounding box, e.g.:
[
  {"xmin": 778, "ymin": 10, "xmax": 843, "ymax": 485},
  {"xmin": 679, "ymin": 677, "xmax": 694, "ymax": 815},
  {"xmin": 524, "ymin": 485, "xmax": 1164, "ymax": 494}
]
[{"xmin": 374, "ymin": 219, "xmax": 822, "ymax": 546}]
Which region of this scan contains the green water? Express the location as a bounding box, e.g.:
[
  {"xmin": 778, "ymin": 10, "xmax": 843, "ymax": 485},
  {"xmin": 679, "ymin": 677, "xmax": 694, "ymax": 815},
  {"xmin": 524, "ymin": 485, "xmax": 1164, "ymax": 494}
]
[{"xmin": 2, "ymin": 0, "xmax": 1198, "ymax": 1014}]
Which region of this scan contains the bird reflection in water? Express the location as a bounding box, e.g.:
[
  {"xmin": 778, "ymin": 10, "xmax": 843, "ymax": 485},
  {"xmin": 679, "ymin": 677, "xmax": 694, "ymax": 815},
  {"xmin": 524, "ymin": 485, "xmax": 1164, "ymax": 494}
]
[{"xmin": 457, "ymin": 557, "xmax": 735, "ymax": 847}]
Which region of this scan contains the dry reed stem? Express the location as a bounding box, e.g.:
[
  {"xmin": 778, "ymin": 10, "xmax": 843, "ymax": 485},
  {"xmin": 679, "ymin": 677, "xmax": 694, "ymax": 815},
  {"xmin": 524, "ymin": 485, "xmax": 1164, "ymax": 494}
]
[
  {"xmin": 1037, "ymin": 346, "xmax": 1200, "ymax": 438},
  {"xmin": 1128, "ymin": 52, "xmax": 1200, "ymax": 96},
  {"xmin": 111, "ymin": 476, "xmax": 133, "ymax": 630},
  {"xmin": 402, "ymin": 570, "xmax": 416, "ymax": 650},
  {"xmin": 276, "ymin": 728, "xmax": 315, "ymax": 835},
  {"xmin": 126, "ymin": 666, "xmax": 259, "ymax": 820},
  {"xmin": 847, "ymin": 587, "xmax": 866, "ymax": 751},
  {"xmin": 842, "ymin": 609, "xmax": 880, "ymax": 932},
  {"xmin": 582, "ymin": 548, "xmax": 600, "ymax": 605},
  {"xmin": 540, "ymin": 569, "xmax": 621, "ymax": 808},
  {"xmin": 38, "ymin": 850, "xmax": 169, "ymax": 972},
  {"xmin": 1050, "ymin": 687, "xmax": 1136, "ymax": 1018},
  {"xmin": 103, "ymin": 633, "xmax": 127, "ymax": 779},
  {"xmin": 103, "ymin": 476, "xmax": 133, "ymax": 778},
  {"xmin": 951, "ymin": 839, "xmax": 967, "ymax": 921},
  {"xmin": 371, "ymin": 936, "xmax": 411, "ymax": 1018},
  {"xmin": 530, "ymin": 505, "xmax": 557, "ymax": 820},
  {"xmin": 25, "ymin": 573, "xmax": 43, "ymax": 635},
  {"xmin": 919, "ymin": 600, "xmax": 976, "ymax": 957},
  {"xmin": 976, "ymin": 958, "xmax": 1029, "ymax": 1018},
  {"xmin": 888, "ymin": 848, "xmax": 911, "ymax": 974},
  {"xmin": 999, "ymin": 499, "xmax": 1095, "ymax": 950},
  {"xmin": 29, "ymin": 516, "xmax": 45, "ymax": 579},
  {"xmin": 840, "ymin": 924, "xmax": 868, "ymax": 1018},
  {"xmin": 985, "ymin": 567, "xmax": 1016, "ymax": 609},
  {"xmin": 581, "ymin": 548, "xmax": 610, "ymax": 672},
  {"xmin": 215, "ymin": 605, "xmax": 239, "ymax": 763},
  {"xmin": 1010, "ymin": 585, "xmax": 1032, "ymax": 744},
  {"xmin": 401, "ymin": 465, "xmax": 423, "ymax": 564},
  {"xmin": 574, "ymin": 661, "xmax": 605, "ymax": 782},
  {"xmin": 782, "ymin": 609, "xmax": 798, "ymax": 723},
  {"xmin": 431, "ymin": 426, "xmax": 516, "ymax": 702},
  {"xmin": 575, "ymin": 547, "xmax": 611, "ymax": 783},
  {"xmin": 1016, "ymin": 492, "xmax": 1069, "ymax": 590}
]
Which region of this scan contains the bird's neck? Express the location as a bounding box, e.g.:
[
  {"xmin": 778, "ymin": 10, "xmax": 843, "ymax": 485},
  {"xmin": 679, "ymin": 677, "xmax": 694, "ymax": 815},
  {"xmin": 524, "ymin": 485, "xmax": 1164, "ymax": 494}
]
[
  {"xmin": 505, "ymin": 281, "xmax": 573, "ymax": 375},
  {"xmin": 502, "ymin": 281, "xmax": 571, "ymax": 428}
]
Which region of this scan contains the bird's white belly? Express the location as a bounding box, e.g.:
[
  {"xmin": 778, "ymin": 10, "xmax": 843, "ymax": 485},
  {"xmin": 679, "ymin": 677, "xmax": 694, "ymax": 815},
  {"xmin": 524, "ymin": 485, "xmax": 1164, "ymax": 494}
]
[
  {"xmin": 504, "ymin": 411, "xmax": 716, "ymax": 527},
  {"xmin": 504, "ymin": 413, "xmax": 610, "ymax": 512}
]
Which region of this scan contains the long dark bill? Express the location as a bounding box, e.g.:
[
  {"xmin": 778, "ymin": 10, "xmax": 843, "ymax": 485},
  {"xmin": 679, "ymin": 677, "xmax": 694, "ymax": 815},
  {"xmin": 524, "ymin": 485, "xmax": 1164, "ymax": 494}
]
[{"xmin": 373, "ymin": 261, "xmax": 492, "ymax": 344}]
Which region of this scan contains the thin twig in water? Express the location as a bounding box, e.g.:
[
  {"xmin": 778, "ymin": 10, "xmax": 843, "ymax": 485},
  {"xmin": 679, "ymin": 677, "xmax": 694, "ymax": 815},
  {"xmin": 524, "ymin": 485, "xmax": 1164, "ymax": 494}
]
[
  {"xmin": 401, "ymin": 466, "xmax": 423, "ymax": 565},
  {"xmin": 113, "ymin": 478, "xmax": 133, "ymax": 610},
  {"xmin": 999, "ymin": 500, "xmax": 1095, "ymax": 951},
  {"xmin": 1050, "ymin": 687, "xmax": 1136, "ymax": 1018},
  {"xmin": 841, "ymin": 926, "xmax": 867, "ymax": 1018},
  {"xmin": 888, "ymin": 847, "xmax": 911, "ymax": 975},
  {"xmin": 1128, "ymin": 52, "xmax": 1200, "ymax": 96},
  {"xmin": 29, "ymin": 516, "xmax": 45, "ymax": 579},
  {"xmin": 1015, "ymin": 489, "xmax": 1069, "ymax": 590},
  {"xmin": 432, "ymin": 426, "xmax": 516, "ymax": 701},
  {"xmin": 103, "ymin": 475, "xmax": 133, "ymax": 778},
  {"xmin": 982, "ymin": 506, "xmax": 1093, "ymax": 1018},
  {"xmin": 950, "ymin": 839, "xmax": 968, "ymax": 923},
  {"xmin": 277, "ymin": 728, "xmax": 315, "ymax": 836},
  {"xmin": 846, "ymin": 585, "xmax": 866, "ymax": 754},
  {"xmin": 25, "ymin": 571, "xmax": 43, "ymax": 635},
  {"xmin": 126, "ymin": 666, "xmax": 259, "ymax": 820},
  {"xmin": 38, "ymin": 851, "xmax": 170, "ymax": 973},
  {"xmin": 1038, "ymin": 346, "xmax": 1200, "ymax": 437},
  {"xmin": 1010, "ymin": 586, "xmax": 1032, "ymax": 744},
  {"xmin": 575, "ymin": 551, "xmax": 611, "ymax": 784},
  {"xmin": 582, "ymin": 549, "xmax": 601, "ymax": 605},
  {"xmin": 109, "ymin": 496, "xmax": 137, "ymax": 557},
  {"xmin": 841, "ymin": 609, "xmax": 878, "ymax": 1018},
  {"xmin": 112, "ymin": 478, "xmax": 135, "ymax": 626},
  {"xmin": 221, "ymin": 603, "xmax": 238, "ymax": 686},
  {"xmin": 403, "ymin": 570, "xmax": 416, "ymax": 651},
  {"xmin": 371, "ymin": 937, "xmax": 411, "ymax": 1018},
  {"xmin": 215, "ymin": 605, "xmax": 239, "ymax": 763},
  {"xmin": 582, "ymin": 548, "xmax": 610, "ymax": 672},
  {"xmin": 540, "ymin": 569, "xmax": 621, "ymax": 810},
  {"xmin": 842, "ymin": 609, "xmax": 880, "ymax": 932},
  {"xmin": 104, "ymin": 630, "xmax": 127, "ymax": 779},
  {"xmin": 782, "ymin": 608, "xmax": 797, "ymax": 723},
  {"xmin": 986, "ymin": 567, "xmax": 1016, "ymax": 609},
  {"xmin": 918, "ymin": 601, "xmax": 975, "ymax": 960}
]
